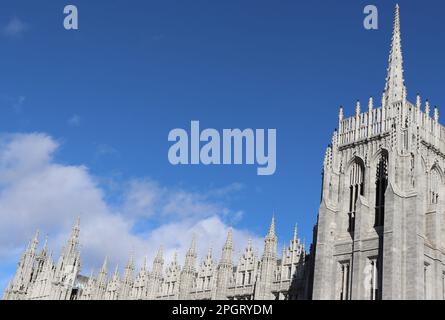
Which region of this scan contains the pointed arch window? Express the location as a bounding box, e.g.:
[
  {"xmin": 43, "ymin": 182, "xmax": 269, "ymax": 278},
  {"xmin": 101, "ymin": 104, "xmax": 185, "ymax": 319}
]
[
  {"xmin": 430, "ymin": 168, "xmax": 441, "ymax": 205},
  {"xmin": 375, "ymin": 152, "xmax": 388, "ymax": 227},
  {"xmin": 348, "ymin": 159, "xmax": 365, "ymax": 233}
]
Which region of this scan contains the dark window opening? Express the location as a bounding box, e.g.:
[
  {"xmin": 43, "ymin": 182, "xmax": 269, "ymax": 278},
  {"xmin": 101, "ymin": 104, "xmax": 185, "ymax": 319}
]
[{"xmin": 375, "ymin": 152, "xmax": 388, "ymax": 227}]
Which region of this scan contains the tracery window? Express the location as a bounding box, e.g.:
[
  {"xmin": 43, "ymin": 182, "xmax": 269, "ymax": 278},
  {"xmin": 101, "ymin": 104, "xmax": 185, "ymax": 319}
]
[
  {"xmin": 348, "ymin": 160, "xmax": 365, "ymax": 233},
  {"xmin": 430, "ymin": 168, "xmax": 441, "ymax": 205},
  {"xmin": 375, "ymin": 152, "xmax": 388, "ymax": 227}
]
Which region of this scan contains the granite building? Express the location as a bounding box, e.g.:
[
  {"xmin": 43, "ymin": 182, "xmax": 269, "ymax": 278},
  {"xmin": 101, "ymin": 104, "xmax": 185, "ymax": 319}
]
[{"xmin": 3, "ymin": 4, "xmax": 445, "ymax": 301}]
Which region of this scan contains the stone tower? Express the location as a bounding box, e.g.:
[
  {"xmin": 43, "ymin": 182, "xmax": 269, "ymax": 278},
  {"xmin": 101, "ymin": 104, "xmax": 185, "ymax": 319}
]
[{"xmin": 312, "ymin": 4, "xmax": 445, "ymax": 300}]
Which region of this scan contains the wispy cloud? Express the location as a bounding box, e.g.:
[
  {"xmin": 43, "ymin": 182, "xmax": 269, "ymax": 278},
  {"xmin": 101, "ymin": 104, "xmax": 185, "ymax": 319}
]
[
  {"xmin": 68, "ymin": 114, "xmax": 81, "ymax": 127},
  {"xmin": 12, "ymin": 96, "xmax": 26, "ymax": 113},
  {"xmin": 2, "ymin": 17, "xmax": 28, "ymax": 38}
]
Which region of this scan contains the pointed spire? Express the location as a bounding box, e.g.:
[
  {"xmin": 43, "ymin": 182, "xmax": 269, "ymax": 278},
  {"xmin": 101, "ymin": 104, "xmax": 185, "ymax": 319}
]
[
  {"xmin": 384, "ymin": 4, "xmax": 406, "ymax": 105},
  {"xmin": 416, "ymin": 93, "xmax": 421, "ymax": 108},
  {"xmin": 184, "ymin": 235, "xmax": 197, "ymax": 271},
  {"xmin": 30, "ymin": 229, "xmax": 39, "ymax": 252},
  {"xmin": 152, "ymin": 246, "xmax": 164, "ymax": 276},
  {"xmin": 126, "ymin": 252, "xmax": 134, "ymax": 269},
  {"xmin": 368, "ymin": 97, "xmax": 374, "ymax": 112},
  {"xmin": 220, "ymin": 229, "xmax": 233, "ymax": 265},
  {"xmin": 425, "ymin": 100, "xmax": 430, "ymax": 116},
  {"xmin": 100, "ymin": 256, "xmax": 108, "ymax": 273},
  {"xmin": 263, "ymin": 215, "xmax": 277, "ymax": 258},
  {"xmin": 155, "ymin": 245, "xmax": 164, "ymax": 262},
  {"xmin": 434, "ymin": 106, "xmax": 439, "ymax": 122},
  {"xmin": 293, "ymin": 223, "xmax": 298, "ymax": 242},
  {"xmin": 355, "ymin": 100, "xmax": 361, "ymax": 116},
  {"xmin": 69, "ymin": 217, "xmax": 80, "ymax": 244},
  {"xmin": 338, "ymin": 106, "xmax": 344, "ymax": 121},
  {"xmin": 224, "ymin": 229, "xmax": 233, "ymax": 248},
  {"xmin": 40, "ymin": 235, "xmax": 48, "ymax": 256},
  {"xmin": 188, "ymin": 234, "xmax": 196, "ymax": 255},
  {"xmin": 267, "ymin": 214, "xmax": 276, "ymax": 238}
]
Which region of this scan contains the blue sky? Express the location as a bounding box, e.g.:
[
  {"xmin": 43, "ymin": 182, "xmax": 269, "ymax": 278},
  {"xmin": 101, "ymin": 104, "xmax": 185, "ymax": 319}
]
[{"xmin": 1, "ymin": 0, "xmax": 445, "ymax": 294}]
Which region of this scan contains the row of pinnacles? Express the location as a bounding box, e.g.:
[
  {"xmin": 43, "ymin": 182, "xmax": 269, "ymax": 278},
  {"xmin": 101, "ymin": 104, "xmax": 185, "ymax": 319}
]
[{"xmin": 3, "ymin": 216, "xmax": 310, "ymax": 300}]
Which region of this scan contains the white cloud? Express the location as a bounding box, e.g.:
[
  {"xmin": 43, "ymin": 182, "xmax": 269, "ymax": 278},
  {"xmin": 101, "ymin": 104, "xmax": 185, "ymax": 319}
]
[
  {"xmin": 0, "ymin": 133, "xmax": 263, "ymax": 277},
  {"xmin": 2, "ymin": 17, "xmax": 28, "ymax": 37}
]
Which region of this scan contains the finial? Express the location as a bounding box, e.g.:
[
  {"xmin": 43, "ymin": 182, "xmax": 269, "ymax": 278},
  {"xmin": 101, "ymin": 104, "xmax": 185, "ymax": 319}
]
[
  {"xmin": 425, "ymin": 100, "xmax": 430, "ymax": 116},
  {"xmin": 30, "ymin": 229, "xmax": 39, "ymax": 252},
  {"xmin": 338, "ymin": 106, "xmax": 344, "ymax": 121},
  {"xmin": 368, "ymin": 97, "xmax": 374, "ymax": 112},
  {"xmin": 434, "ymin": 106, "xmax": 439, "ymax": 122},
  {"xmin": 293, "ymin": 223, "xmax": 298, "ymax": 242},
  {"xmin": 224, "ymin": 228, "xmax": 233, "ymax": 248},
  {"xmin": 355, "ymin": 100, "xmax": 361, "ymax": 116},
  {"xmin": 416, "ymin": 93, "xmax": 421, "ymax": 108}
]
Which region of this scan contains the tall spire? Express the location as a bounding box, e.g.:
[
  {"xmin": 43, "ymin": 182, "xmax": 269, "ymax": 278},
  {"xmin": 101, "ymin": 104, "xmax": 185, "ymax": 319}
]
[
  {"xmin": 220, "ymin": 229, "xmax": 233, "ymax": 265},
  {"xmin": 154, "ymin": 245, "xmax": 163, "ymax": 262},
  {"xmin": 267, "ymin": 215, "xmax": 276, "ymax": 239},
  {"xmin": 184, "ymin": 235, "xmax": 197, "ymax": 271},
  {"xmin": 67, "ymin": 217, "xmax": 80, "ymax": 249},
  {"xmin": 384, "ymin": 4, "xmax": 406, "ymax": 105},
  {"xmin": 125, "ymin": 252, "xmax": 135, "ymax": 272},
  {"xmin": 39, "ymin": 235, "xmax": 48, "ymax": 257},
  {"xmin": 263, "ymin": 214, "xmax": 277, "ymax": 259},
  {"xmin": 152, "ymin": 246, "xmax": 164, "ymax": 276},
  {"xmin": 100, "ymin": 256, "xmax": 108, "ymax": 273},
  {"xmin": 30, "ymin": 229, "xmax": 39, "ymax": 253},
  {"xmin": 224, "ymin": 229, "xmax": 233, "ymax": 248}
]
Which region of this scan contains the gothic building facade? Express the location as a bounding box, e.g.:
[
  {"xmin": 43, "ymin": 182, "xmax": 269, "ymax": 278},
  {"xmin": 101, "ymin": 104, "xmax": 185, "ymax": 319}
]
[
  {"xmin": 3, "ymin": 4, "xmax": 445, "ymax": 300},
  {"xmin": 312, "ymin": 4, "xmax": 445, "ymax": 300},
  {"xmin": 2, "ymin": 217, "xmax": 309, "ymax": 300}
]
